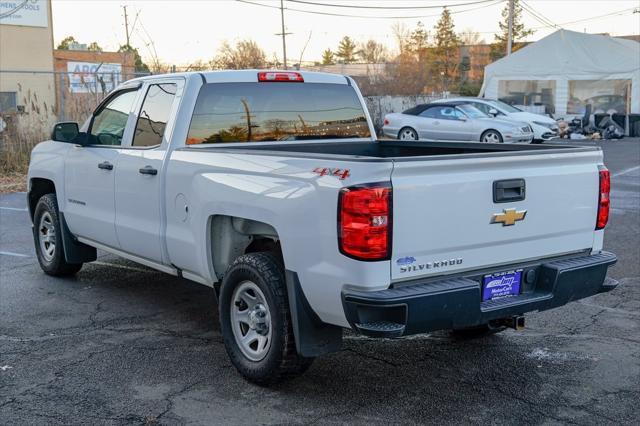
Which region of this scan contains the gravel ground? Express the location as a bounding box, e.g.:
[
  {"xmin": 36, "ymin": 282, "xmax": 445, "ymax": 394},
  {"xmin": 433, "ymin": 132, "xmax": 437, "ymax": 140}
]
[{"xmin": 1, "ymin": 139, "xmax": 638, "ymax": 425}]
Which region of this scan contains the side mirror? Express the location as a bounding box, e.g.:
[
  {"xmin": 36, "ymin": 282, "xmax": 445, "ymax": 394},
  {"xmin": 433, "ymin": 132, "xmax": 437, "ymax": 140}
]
[
  {"xmin": 458, "ymin": 115, "xmax": 468, "ymax": 122},
  {"xmin": 488, "ymin": 108, "xmax": 499, "ymax": 116},
  {"xmin": 51, "ymin": 122, "xmax": 79, "ymax": 143}
]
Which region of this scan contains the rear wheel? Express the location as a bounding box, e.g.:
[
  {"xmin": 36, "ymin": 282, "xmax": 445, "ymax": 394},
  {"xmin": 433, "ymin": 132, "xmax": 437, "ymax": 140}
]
[
  {"xmin": 480, "ymin": 130, "xmax": 503, "ymax": 143},
  {"xmin": 219, "ymin": 252, "xmax": 313, "ymax": 385},
  {"xmin": 33, "ymin": 194, "xmax": 83, "ymax": 276},
  {"xmin": 398, "ymin": 127, "xmax": 419, "ymax": 141}
]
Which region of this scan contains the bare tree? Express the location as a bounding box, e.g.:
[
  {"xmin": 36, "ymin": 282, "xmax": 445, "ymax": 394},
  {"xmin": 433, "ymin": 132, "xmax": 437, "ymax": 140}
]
[
  {"xmin": 391, "ymin": 22, "xmax": 410, "ymax": 55},
  {"xmin": 213, "ymin": 40, "xmax": 267, "ymax": 70},
  {"xmin": 459, "ymin": 29, "xmax": 484, "ymax": 46},
  {"xmin": 358, "ymin": 40, "xmax": 388, "ymax": 63}
]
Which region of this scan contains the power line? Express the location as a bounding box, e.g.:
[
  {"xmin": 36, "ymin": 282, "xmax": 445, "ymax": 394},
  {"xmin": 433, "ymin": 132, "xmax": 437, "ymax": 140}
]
[
  {"xmin": 520, "ymin": 0, "xmax": 559, "ymax": 29},
  {"xmin": 236, "ymin": 0, "xmax": 504, "ymax": 20},
  {"xmin": 286, "ymin": 0, "xmax": 497, "ymax": 10}
]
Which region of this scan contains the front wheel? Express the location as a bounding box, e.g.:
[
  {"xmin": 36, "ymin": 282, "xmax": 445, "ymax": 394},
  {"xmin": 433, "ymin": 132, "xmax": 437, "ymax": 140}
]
[
  {"xmin": 398, "ymin": 127, "xmax": 419, "ymax": 141},
  {"xmin": 219, "ymin": 252, "xmax": 313, "ymax": 385},
  {"xmin": 33, "ymin": 194, "xmax": 83, "ymax": 276},
  {"xmin": 480, "ymin": 130, "xmax": 503, "ymax": 143}
]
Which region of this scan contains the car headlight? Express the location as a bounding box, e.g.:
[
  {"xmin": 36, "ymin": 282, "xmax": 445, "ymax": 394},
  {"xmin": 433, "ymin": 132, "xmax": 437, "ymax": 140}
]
[{"xmin": 533, "ymin": 121, "xmax": 556, "ymax": 130}]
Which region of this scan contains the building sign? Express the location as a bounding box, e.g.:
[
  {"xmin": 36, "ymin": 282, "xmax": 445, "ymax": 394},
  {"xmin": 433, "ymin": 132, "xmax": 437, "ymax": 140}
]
[
  {"xmin": 67, "ymin": 62, "xmax": 123, "ymax": 94},
  {"xmin": 0, "ymin": 0, "xmax": 48, "ymax": 27}
]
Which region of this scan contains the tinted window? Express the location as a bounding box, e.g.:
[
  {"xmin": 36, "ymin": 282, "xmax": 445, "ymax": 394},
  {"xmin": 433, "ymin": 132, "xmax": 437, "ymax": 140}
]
[
  {"xmin": 419, "ymin": 107, "xmax": 439, "ymax": 118},
  {"xmin": 90, "ymin": 90, "xmax": 137, "ymax": 145},
  {"xmin": 186, "ymin": 82, "xmax": 370, "ymax": 144},
  {"xmin": 472, "ymin": 102, "xmax": 491, "ymax": 115},
  {"xmin": 133, "ymin": 84, "xmax": 177, "ymax": 147}
]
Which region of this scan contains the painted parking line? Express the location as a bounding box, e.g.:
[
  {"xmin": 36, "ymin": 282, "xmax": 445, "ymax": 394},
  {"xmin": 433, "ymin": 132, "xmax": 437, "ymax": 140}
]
[
  {"xmin": 0, "ymin": 251, "xmax": 31, "ymax": 258},
  {"xmin": 612, "ymin": 165, "xmax": 640, "ymax": 178},
  {"xmin": 0, "ymin": 207, "xmax": 28, "ymax": 212}
]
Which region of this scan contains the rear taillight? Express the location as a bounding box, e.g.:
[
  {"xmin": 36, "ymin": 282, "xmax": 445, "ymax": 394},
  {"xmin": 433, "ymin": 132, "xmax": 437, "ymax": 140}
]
[
  {"xmin": 257, "ymin": 71, "xmax": 304, "ymax": 82},
  {"xmin": 596, "ymin": 167, "xmax": 610, "ymax": 230},
  {"xmin": 383, "ymin": 118, "xmax": 390, "ymax": 125},
  {"xmin": 338, "ymin": 184, "xmax": 392, "ymax": 261}
]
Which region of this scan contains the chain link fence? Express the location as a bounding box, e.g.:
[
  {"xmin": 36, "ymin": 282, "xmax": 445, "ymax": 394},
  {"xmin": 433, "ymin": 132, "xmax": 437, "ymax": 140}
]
[{"xmin": 0, "ymin": 69, "xmax": 149, "ymax": 173}]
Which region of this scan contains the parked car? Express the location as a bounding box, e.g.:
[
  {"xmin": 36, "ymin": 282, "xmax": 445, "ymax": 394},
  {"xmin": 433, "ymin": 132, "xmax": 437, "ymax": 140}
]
[
  {"xmin": 382, "ymin": 102, "xmax": 534, "ymax": 143},
  {"xmin": 29, "ymin": 70, "xmax": 616, "ymax": 385},
  {"xmin": 433, "ymin": 97, "xmax": 560, "ymax": 142}
]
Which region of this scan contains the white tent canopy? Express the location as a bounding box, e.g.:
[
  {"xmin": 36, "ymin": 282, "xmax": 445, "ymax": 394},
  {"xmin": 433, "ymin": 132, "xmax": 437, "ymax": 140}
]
[{"xmin": 480, "ymin": 30, "xmax": 640, "ymax": 118}]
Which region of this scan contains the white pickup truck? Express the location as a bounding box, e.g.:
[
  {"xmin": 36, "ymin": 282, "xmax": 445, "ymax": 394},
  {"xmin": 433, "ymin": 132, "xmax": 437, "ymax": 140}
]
[{"xmin": 28, "ymin": 70, "xmax": 617, "ymax": 385}]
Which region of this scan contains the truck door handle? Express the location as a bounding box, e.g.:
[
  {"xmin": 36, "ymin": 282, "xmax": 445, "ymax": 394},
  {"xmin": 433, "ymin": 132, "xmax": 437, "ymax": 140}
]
[
  {"xmin": 98, "ymin": 161, "xmax": 113, "ymax": 171},
  {"xmin": 139, "ymin": 166, "xmax": 158, "ymax": 176},
  {"xmin": 493, "ymin": 179, "xmax": 526, "ymax": 203}
]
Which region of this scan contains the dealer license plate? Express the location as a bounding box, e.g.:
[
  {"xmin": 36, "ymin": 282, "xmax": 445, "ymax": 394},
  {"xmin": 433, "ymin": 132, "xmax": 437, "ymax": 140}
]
[{"xmin": 482, "ymin": 270, "xmax": 522, "ymax": 301}]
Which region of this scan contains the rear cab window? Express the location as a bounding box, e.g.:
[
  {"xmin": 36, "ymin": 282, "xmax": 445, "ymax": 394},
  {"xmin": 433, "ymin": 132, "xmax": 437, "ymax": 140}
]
[{"xmin": 186, "ymin": 82, "xmax": 370, "ymax": 144}]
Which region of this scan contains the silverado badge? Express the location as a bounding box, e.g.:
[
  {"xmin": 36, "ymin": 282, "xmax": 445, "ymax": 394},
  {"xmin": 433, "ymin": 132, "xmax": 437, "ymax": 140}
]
[{"xmin": 492, "ymin": 208, "xmax": 527, "ymax": 226}]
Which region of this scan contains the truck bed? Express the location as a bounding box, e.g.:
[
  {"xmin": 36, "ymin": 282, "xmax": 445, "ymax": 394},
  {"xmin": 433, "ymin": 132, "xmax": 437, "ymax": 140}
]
[{"xmin": 183, "ymin": 140, "xmax": 597, "ymax": 160}]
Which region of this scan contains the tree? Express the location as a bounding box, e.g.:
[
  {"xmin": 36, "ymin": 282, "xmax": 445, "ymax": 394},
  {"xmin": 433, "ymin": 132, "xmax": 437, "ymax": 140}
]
[
  {"xmin": 87, "ymin": 42, "xmax": 103, "ymax": 52},
  {"xmin": 56, "ymin": 36, "xmax": 77, "ymax": 50},
  {"xmin": 433, "ymin": 7, "xmax": 461, "ymax": 92},
  {"xmin": 407, "ymin": 21, "xmax": 430, "ymax": 61},
  {"xmin": 358, "ymin": 40, "xmax": 388, "ymax": 63},
  {"xmin": 391, "ymin": 22, "xmax": 410, "ymax": 55},
  {"xmin": 213, "ymin": 40, "xmax": 267, "ymax": 69},
  {"xmin": 118, "ymin": 44, "xmax": 150, "ymax": 73},
  {"xmin": 321, "ymin": 49, "xmax": 335, "ymax": 65},
  {"xmin": 335, "ymin": 36, "xmax": 358, "ymax": 64},
  {"xmin": 459, "ymin": 29, "xmax": 484, "ymax": 46},
  {"xmin": 491, "ymin": 0, "xmax": 534, "ymax": 60}
]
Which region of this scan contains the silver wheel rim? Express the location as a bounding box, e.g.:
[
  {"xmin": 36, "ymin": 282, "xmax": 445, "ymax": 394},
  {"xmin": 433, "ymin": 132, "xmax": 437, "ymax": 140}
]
[
  {"xmin": 38, "ymin": 211, "xmax": 56, "ymax": 262},
  {"xmin": 482, "ymin": 132, "xmax": 500, "ymax": 143},
  {"xmin": 230, "ymin": 280, "xmax": 272, "ymax": 362},
  {"xmin": 400, "ymin": 129, "xmax": 417, "ymax": 140}
]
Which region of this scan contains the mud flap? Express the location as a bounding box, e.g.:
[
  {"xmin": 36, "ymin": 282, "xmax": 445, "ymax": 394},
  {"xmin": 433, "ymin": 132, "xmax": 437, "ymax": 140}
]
[
  {"xmin": 58, "ymin": 212, "xmax": 97, "ymax": 263},
  {"xmin": 285, "ymin": 270, "xmax": 343, "ymax": 357}
]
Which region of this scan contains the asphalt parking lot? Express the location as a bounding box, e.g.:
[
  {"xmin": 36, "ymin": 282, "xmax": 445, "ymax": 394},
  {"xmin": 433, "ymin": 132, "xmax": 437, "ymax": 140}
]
[{"xmin": 1, "ymin": 139, "xmax": 639, "ymax": 425}]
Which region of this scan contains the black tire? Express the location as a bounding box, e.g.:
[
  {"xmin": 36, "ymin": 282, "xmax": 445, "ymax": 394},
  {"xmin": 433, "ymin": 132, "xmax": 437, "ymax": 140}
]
[
  {"xmin": 219, "ymin": 252, "xmax": 313, "ymax": 385},
  {"xmin": 450, "ymin": 323, "xmax": 506, "ymax": 340},
  {"xmin": 480, "ymin": 129, "xmax": 503, "ymax": 143},
  {"xmin": 33, "ymin": 194, "xmax": 83, "ymax": 276},
  {"xmin": 398, "ymin": 127, "xmax": 419, "ymax": 141}
]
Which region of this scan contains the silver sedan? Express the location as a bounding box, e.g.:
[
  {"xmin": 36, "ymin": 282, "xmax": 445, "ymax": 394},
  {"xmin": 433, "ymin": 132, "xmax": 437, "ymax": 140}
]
[{"xmin": 382, "ymin": 103, "xmax": 534, "ymax": 143}]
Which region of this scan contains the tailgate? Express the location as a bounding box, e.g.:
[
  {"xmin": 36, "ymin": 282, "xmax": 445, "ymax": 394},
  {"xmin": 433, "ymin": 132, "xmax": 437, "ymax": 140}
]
[{"xmin": 391, "ymin": 149, "xmax": 602, "ymax": 281}]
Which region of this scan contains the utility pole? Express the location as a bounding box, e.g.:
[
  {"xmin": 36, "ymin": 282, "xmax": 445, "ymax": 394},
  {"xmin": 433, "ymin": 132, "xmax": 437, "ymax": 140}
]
[
  {"xmin": 276, "ymin": 0, "xmax": 292, "ymax": 69},
  {"xmin": 506, "ymin": 0, "xmax": 514, "ymax": 56},
  {"xmin": 123, "ymin": 5, "xmax": 130, "ymax": 47}
]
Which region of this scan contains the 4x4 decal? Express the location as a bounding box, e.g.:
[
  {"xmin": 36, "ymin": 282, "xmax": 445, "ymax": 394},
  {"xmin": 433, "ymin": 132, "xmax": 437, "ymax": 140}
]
[{"xmin": 312, "ymin": 167, "xmax": 350, "ymax": 180}]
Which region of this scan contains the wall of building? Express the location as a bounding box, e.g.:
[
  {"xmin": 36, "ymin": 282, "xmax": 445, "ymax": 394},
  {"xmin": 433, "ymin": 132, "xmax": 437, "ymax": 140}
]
[{"xmin": 0, "ymin": 0, "xmax": 56, "ymax": 134}]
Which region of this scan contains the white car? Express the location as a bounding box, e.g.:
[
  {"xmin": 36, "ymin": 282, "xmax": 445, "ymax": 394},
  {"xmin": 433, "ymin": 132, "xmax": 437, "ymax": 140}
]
[
  {"xmin": 433, "ymin": 97, "xmax": 560, "ymax": 142},
  {"xmin": 28, "ymin": 70, "xmax": 616, "ymax": 384},
  {"xmin": 382, "ymin": 102, "xmax": 534, "ymax": 143}
]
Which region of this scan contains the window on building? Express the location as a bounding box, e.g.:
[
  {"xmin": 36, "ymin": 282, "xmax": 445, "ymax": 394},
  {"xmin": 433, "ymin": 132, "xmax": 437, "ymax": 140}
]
[
  {"xmin": 498, "ymin": 80, "xmax": 556, "ymax": 114},
  {"xmin": 133, "ymin": 84, "xmax": 177, "ymax": 147},
  {"xmin": 568, "ymin": 80, "xmax": 631, "ymax": 115},
  {"xmin": 0, "ymin": 92, "xmax": 17, "ymax": 113},
  {"xmin": 186, "ymin": 82, "xmax": 370, "ymax": 144}
]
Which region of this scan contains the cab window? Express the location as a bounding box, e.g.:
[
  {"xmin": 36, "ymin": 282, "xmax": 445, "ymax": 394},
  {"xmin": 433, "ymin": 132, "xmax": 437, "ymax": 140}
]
[
  {"xmin": 89, "ymin": 90, "xmax": 138, "ymax": 146},
  {"xmin": 132, "ymin": 84, "xmax": 177, "ymax": 147}
]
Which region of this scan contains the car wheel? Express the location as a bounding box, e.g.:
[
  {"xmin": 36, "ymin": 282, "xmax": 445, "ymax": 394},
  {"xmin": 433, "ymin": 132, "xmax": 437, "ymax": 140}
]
[
  {"xmin": 33, "ymin": 194, "xmax": 83, "ymax": 276},
  {"xmin": 219, "ymin": 252, "xmax": 314, "ymax": 385},
  {"xmin": 451, "ymin": 323, "xmax": 506, "ymax": 339},
  {"xmin": 480, "ymin": 130, "xmax": 503, "ymax": 143},
  {"xmin": 398, "ymin": 127, "xmax": 418, "ymax": 141}
]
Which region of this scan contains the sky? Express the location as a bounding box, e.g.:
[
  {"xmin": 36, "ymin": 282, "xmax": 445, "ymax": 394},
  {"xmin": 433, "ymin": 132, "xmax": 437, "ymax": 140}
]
[{"xmin": 51, "ymin": 0, "xmax": 640, "ymax": 67}]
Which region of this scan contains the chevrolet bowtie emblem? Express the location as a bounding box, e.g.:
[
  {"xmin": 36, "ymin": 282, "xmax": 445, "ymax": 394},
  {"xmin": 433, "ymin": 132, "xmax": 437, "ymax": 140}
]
[{"xmin": 491, "ymin": 208, "xmax": 527, "ymax": 226}]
